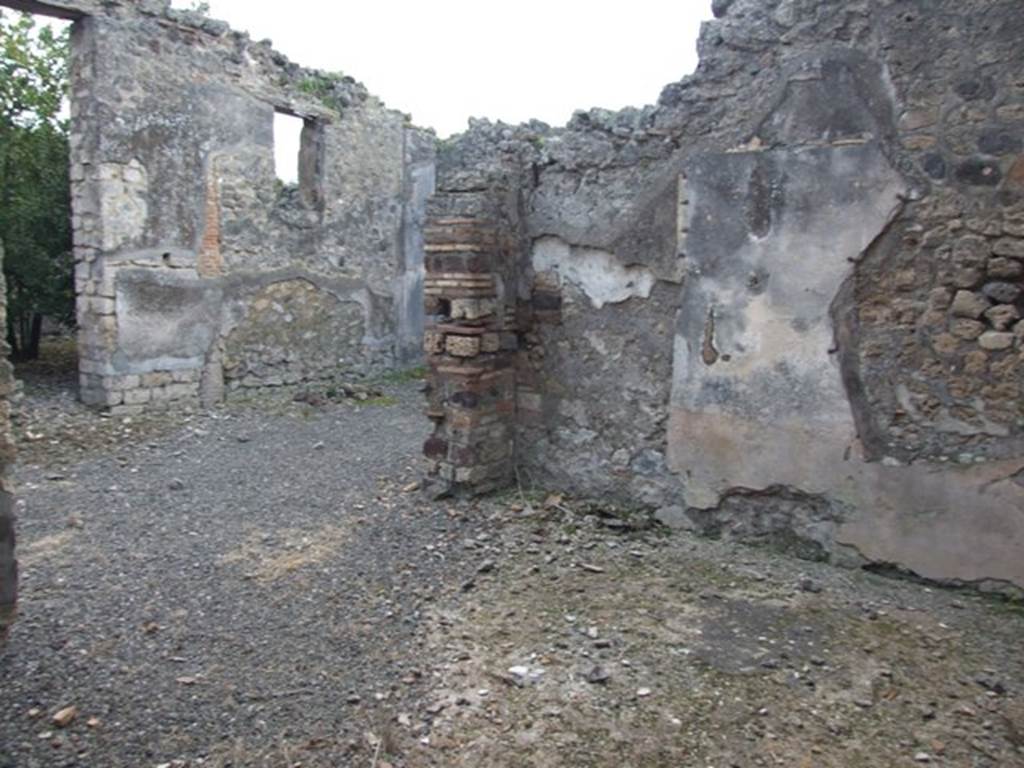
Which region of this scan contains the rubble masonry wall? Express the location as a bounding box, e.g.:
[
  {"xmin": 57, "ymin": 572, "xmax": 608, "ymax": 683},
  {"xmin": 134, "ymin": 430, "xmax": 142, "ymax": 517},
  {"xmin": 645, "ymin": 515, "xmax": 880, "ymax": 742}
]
[
  {"xmin": 426, "ymin": 0, "xmax": 1024, "ymax": 592},
  {"xmin": 6, "ymin": 0, "xmax": 434, "ymax": 414}
]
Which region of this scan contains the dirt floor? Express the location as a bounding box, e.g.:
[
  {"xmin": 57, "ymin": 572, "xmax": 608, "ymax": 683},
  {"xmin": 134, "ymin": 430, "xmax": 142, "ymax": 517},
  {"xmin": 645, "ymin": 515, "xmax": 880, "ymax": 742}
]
[{"xmin": 1, "ymin": 342, "xmax": 1023, "ymax": 767}]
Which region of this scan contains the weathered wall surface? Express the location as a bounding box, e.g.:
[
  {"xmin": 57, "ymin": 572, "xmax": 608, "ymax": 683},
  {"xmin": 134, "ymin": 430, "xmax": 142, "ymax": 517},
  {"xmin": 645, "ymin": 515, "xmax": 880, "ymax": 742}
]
[
  {"xmin": 431, "ymin": 0, "xmax": 1024, "ymax": 591},
  {"xmin": 4, "ymin": 0, "xmax": 434, "ymax": 413}
]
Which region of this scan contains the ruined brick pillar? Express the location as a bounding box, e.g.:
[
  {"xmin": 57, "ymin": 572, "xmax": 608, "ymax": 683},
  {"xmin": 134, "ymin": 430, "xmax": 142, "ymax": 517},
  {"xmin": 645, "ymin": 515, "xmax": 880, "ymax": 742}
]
[{"xmin": 422, "ymin": 196, "xmax": 517, "ymax": 495}]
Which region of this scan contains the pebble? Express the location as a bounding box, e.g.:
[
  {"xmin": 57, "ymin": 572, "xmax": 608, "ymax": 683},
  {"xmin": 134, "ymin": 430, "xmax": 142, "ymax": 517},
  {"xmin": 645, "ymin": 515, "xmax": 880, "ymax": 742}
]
[
  {"xmin": 51, "ymin": 706, "xmax": 77, "ymax": 728},
  {"xmin": 799, "ymin": 578, "xmax": 823, "ymax": 593}
]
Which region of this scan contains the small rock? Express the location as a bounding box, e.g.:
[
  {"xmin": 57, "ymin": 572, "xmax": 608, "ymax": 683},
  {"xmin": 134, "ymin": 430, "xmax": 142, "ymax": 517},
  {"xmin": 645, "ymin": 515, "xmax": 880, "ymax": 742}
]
[
  {"xmin": 950, "ymin": 318, "xmax": 985, "ymax": 340},
  {"xmin": 637, "ymin": 687, "xmax": 653, "ymax": 698},
  {"xmin": 711, "ymin": 0, "xmax": 734, "ymax": 18},
  {"xmin": 585, "ymin": 666, "xmax": 611, "ymax": 685},
  {"xmin": 508, "ymin": 665, "xmax": 544, "ymax": 684},
  {"xmin": 914, "ymin": 752, "xmax": 932, "ymax": 763},
  {"xmin": 168, "ymin": 478, "xmax": 186, "ymax": 492},
  {"xmin": 476, "ymin": 560, "xmax": 496, "ymax": 574},
  {"xmin": 401, "ymin": 481, "xmax": 420, "ymax": 493},
  {"xmin": 992, "ymin": 237, "xmax": 1024, "ymax": 259},
  {"xmin": 976, "ymin": 676, "xmax": 1007, "ymax": 695},
  {"xmin": 799, "ymin": 578, "xmax": 823, "ymax": 594},
  {"xmin": 987, "ymin": 257, "xmax": 1023, "ymax": 279},
  {"xmin": 984, "ymin": 304, "xmax": 1020, "ymax": 331},
  {"xmin": 950, "ymin": 290, "xmax": 990, "ymax": 319},
  {"xmin": 952, "ymin": 267, "xmax": 984, "ymax": 288},
  {"xmin": 654, "ymin": 505, "xmax": 695, "ymax": 531},
  {"xmin": 955, "ymin": 157, "xmax": 1002, "ymax": 187},
  {"xmin": 978, "ymin": 331, "xmax": 1014, "ymax": 351},
  {"xmin": 982, "ymin": 281, "xmax": 1022, "ymax": 304},
  {"xmin": 51, "ymin": 706, "xmax": 77, "ymax": 728}
]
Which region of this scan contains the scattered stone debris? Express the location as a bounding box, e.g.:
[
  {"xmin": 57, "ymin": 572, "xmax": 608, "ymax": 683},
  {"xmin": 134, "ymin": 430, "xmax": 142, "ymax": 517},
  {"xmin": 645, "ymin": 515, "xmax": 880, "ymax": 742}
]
[
  {"xmin": 2, "ymin": 384, "xmax": 1023, "ymax": 767},
  {"xmin": 293, "ymin": 381, "xmax": 384, "ymax": 407},
  {"xmin": 51, "ymin": 706, "xmax": 77, "ymax": 729}
]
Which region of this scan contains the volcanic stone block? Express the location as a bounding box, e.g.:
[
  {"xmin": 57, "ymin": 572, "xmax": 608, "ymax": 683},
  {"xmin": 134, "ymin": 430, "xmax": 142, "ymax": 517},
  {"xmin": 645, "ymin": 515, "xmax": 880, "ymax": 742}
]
[
  {"xmin": 950, "ymin": 318, "xmax": 987, "ymax": 340},
  {"xmin": 985, "ymin": 304, "xmax": 1021, "ymax": 331},
  {"xmin": 424, "ymin": 329, "xmax": 445, "ymax": 355},
  {"xmin": 983, "ymin": 282, "xmax": 1022, "ymax": 304},
  {"xmin": 978, "ymin": 331, "xmax": 1015, "ymax": 351},
  {"xmin": 987, "ymin": 257, "xmax": 1023, "ymax": 279},
  {"xmin": 446, "ymin": 335, "xmax": 482, "ymax": 358},
  {"xmin": 951, "ymin": 290, "xmax": 991, "ymax": 319}
]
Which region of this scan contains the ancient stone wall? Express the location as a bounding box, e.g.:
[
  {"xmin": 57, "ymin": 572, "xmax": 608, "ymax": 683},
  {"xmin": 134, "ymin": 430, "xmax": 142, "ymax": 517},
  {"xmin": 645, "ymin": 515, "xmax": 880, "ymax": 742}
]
[
  {"xmin": 4, "ymin": 0, "xmax": 434, "ymax": 413},
  {"xmin": 428, "ymin": 0, "xmax": 1024, "ymax": 592}
]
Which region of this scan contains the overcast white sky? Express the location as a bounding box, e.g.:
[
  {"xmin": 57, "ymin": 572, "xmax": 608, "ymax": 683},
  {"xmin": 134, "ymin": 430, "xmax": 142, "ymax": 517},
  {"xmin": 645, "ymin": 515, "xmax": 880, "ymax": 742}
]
[
  {"xmin": 173, "ymin": 1, "xmax": 714, "ymax": 138},
  {"xmin": 37, "ymin": 2, "xmax": 712, "ymax": 180}
]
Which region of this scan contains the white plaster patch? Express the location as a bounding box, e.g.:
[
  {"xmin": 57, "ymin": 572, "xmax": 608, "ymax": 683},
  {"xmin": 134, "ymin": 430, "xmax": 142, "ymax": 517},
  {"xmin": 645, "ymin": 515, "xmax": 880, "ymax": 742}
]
[
  {"xmin": 99, "ymin": 159, "xmax": 149, "ymax": 251},
  {"xmin": 583, "ymin": 330, "xmax": 608, "ymax": 356},
  {"xmin": 531, "ymin": 236, "xmax": 655, "ymax": 309}
]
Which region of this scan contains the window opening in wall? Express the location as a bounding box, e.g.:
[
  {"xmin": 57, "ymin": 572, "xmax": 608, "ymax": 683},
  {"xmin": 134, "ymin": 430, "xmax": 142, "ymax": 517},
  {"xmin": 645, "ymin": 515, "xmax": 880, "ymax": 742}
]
[{"xmin": 273, "ymin": 111, "xmax": 304, "ymax": 186}]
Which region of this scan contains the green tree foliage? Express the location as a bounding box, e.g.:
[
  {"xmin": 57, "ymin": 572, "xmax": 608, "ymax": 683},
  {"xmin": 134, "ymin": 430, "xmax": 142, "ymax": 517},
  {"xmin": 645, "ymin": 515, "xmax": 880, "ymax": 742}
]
[{"xmin": 0, "ymin": 10, "xmax": 72, "ymax": 360}]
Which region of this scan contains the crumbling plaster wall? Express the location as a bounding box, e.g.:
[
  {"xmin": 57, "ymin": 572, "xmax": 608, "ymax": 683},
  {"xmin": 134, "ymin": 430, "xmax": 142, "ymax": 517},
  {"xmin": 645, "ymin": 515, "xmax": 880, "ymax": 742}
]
[
  {"xmin": 3, "ymin": 0, "xmax": 434, "ymax": 413},
  {"xmin": 431, "ymin": 0, "xmax": 1024, "ymax": 591}
]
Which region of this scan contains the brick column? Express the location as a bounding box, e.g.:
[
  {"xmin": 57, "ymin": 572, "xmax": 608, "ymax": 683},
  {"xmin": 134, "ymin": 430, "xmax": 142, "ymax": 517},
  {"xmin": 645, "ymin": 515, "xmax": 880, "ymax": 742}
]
[{"xmin": 422, "ymin": 201, "xmax": 517, "ymax": 495}]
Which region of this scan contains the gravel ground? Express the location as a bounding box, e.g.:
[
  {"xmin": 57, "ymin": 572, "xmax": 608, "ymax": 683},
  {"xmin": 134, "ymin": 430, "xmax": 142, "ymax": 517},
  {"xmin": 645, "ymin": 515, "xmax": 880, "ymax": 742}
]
[
  {"xmin": 1, "ymin": 372, "xmax": 488, "ymax": 768},
  {"xmin": 406, "ymin": 504, "xmax": 1024, "ymax": 767},
  {"xmin": 2, "ymin": 349, "xmax": 1024, "ymax": 767}
]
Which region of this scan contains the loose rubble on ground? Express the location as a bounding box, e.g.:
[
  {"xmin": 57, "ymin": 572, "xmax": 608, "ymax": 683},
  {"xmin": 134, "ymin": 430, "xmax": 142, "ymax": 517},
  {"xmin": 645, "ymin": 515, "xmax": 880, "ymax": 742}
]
[{"xmin": 1, "ymin": 352, "xmax": 1021, "ymax": 768}]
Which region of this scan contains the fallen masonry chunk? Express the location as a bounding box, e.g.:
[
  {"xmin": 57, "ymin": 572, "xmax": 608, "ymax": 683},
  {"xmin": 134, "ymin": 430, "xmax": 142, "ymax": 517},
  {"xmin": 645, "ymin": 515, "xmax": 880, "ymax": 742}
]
[{"xmin": 51, "ymin": 706, "xmax": 77, "ymax": 728}]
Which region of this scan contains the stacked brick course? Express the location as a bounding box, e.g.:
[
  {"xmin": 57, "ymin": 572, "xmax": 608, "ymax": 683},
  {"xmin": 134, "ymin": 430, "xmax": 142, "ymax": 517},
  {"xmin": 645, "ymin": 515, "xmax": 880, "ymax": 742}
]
[{"xmin": 422, "ymin": 203, "xmax": 517, "ymax": 494}]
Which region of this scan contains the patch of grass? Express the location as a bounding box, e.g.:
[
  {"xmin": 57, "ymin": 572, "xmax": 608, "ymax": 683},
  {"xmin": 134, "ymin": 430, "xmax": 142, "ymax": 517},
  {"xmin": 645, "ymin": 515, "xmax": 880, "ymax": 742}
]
[
  {"xmin": 984, "ymin": 592, "xmax": 1024, "ymax": 618},
  {"xmin": 376, "ymin": 366, "xmax": 427, "ymax": 385},
  {"xmin": 297, "ymin": 71, "xmax": 348, "ymax": 112},
  {"xmin": 360, "ymin": 395, "xmax": 398, "ymax": 408}
]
